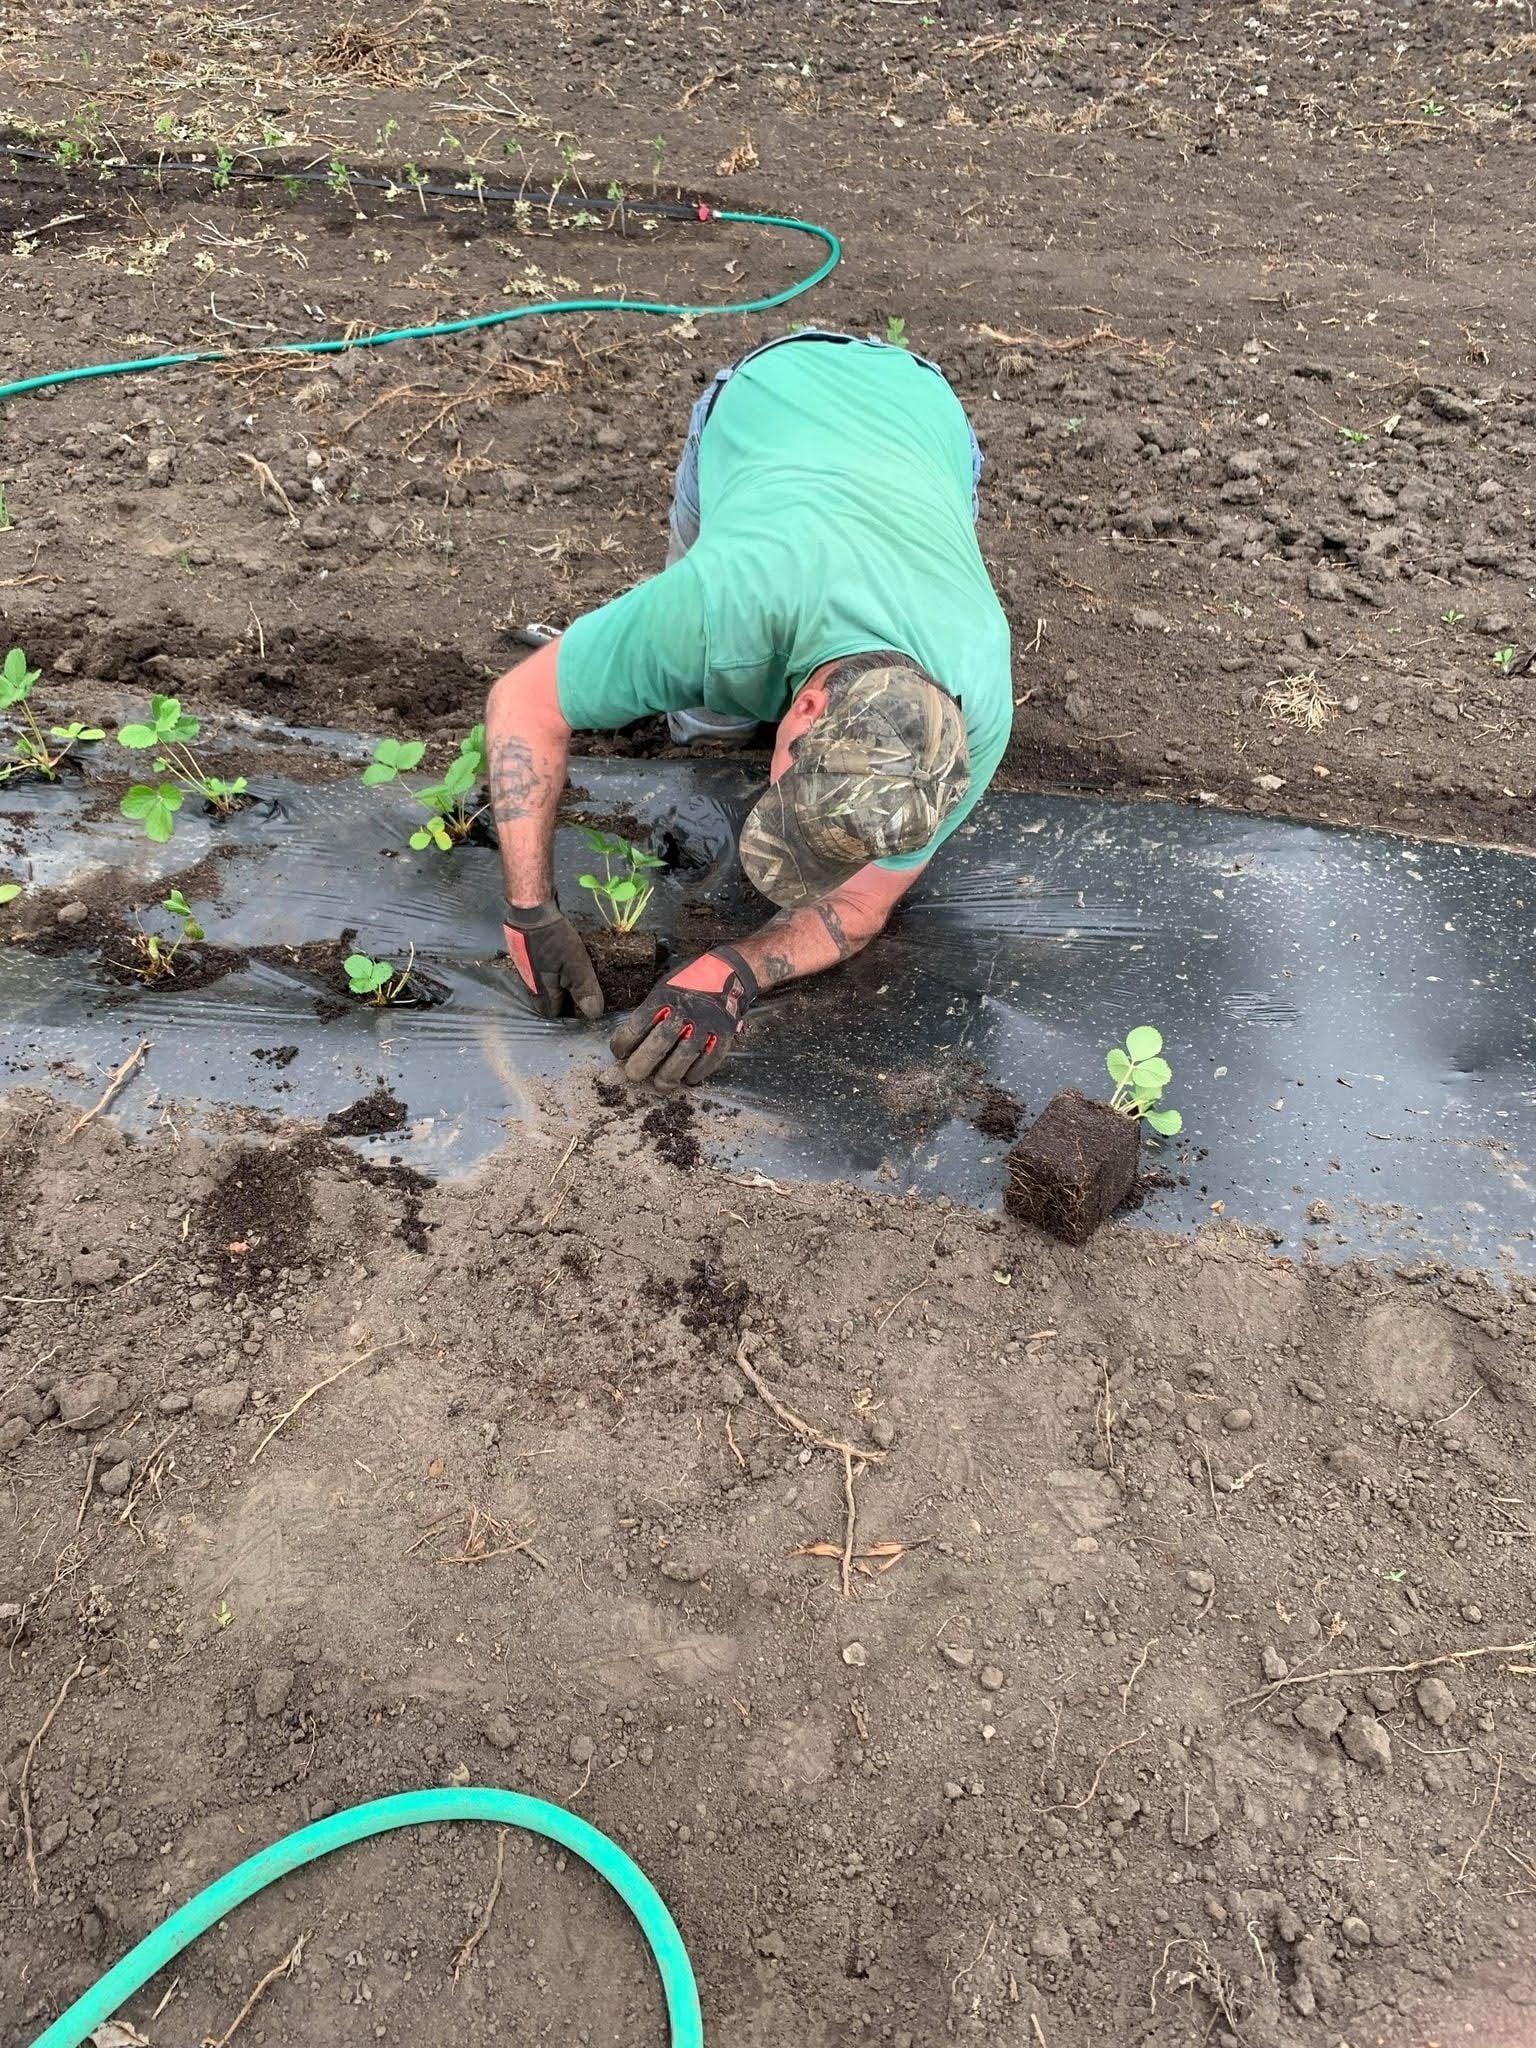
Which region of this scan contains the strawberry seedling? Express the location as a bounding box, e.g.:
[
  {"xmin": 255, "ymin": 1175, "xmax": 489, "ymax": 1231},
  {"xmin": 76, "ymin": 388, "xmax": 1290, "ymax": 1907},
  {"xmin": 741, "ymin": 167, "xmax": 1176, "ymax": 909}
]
[
  {"xmin": 361, "ymin": 726, "xmax": 488, "ymax": 851},
  {"xmin": 577, "ymin": 828, "xmax": 665, "ymax": 934},
  {"xmin": 122, "ymin": 888, "xmax": 205, "ymax": 982},
  {"xmin": 1105, "ymin": 1025, "xmax": 1182, "ymax": 1138},
  {"xmin": 344, "ymin": 947, "xmax": 416, "ymax": 1005},
  {"xmin": 117, "ymin": 695, "xmax": 248, "ymax": 840},
  {"xmin": 0, "ymin": 646, "xmax": 106, "ymax": 782}
]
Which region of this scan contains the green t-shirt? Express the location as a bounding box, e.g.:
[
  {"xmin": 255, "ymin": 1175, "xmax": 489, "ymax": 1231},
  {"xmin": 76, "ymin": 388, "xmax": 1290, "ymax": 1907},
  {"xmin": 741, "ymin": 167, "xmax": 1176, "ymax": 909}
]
[{"xmin": 557, "ymin": 337, "xmax": 1013, "ymax": 870}]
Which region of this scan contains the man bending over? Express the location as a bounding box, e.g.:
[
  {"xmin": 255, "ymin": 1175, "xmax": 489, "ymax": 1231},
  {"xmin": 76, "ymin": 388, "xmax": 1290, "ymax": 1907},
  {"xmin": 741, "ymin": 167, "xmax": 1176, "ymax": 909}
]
[{"xmin": 485, "ymin": 327, "xmax": 1013, "ymax": 1087}]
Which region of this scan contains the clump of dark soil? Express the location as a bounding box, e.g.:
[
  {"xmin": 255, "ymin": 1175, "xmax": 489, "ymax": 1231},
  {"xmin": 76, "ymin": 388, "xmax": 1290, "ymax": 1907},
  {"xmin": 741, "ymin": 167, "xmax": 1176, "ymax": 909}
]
[
  {"xmin": 640, "ymin": 1093, "xmax": 700, "ymax": 1169},
  {"xmin": 584, "ymin": 925, "xmax": 662, "ymax": 1011},
  {"xmin": 1006, "ymin": 1089, "xmax": 1140, "ymax": 1245},
  {"xmin": 353, "ymin": 1156, "xmax": 436, "ymax": 1252},
  {"xmin": 324, "ymin": 1084, "xmax": 408, "ymax": 1138},
  {"xmin": 195, "ymin": 1133, "xmax": 327, "ymax": 1288},
  {"xmin": 679, "ymin": 1252, "xmax": 751, "ymax": 1340},
  {"xmin": 969, "ymin": 1081, "xmax": 1025, "ymax": 1141}
]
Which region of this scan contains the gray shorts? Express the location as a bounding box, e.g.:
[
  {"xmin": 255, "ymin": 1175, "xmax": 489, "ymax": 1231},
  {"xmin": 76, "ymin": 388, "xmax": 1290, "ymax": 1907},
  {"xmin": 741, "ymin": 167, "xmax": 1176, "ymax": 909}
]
[{"xmin": 666, "ymin": 328, "xmax": 985, "ymax": 562}]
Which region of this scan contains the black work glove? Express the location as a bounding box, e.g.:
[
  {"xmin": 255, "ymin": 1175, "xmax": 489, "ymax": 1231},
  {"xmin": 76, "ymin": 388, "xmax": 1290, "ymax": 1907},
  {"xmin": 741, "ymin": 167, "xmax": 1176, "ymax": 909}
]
[
  {"xmin": 502, "ymin": 899, "xmax": 603, "ymax": 1020},
  {"xmin": 609, "ymin": 946, "xmax": 758, "ymax": 1087}
]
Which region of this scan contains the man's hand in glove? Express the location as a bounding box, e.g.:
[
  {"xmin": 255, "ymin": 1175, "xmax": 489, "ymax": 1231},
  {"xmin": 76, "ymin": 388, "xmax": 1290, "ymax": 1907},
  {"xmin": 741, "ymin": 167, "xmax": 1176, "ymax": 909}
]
[
  {"xmin": 610, "ymin": 947, "xmax": 758, "ymax": 1087},
  {"xmin": 503, "ymin": 899, "xmax": 604, "ymax": 1020}
]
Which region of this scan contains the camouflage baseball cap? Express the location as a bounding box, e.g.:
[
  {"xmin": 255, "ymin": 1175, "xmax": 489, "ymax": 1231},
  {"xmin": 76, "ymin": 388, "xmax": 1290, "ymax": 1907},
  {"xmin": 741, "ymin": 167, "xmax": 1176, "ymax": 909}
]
[{"xmin": 739, "ymin": 661, "xmax": 970, "ymax": 907}]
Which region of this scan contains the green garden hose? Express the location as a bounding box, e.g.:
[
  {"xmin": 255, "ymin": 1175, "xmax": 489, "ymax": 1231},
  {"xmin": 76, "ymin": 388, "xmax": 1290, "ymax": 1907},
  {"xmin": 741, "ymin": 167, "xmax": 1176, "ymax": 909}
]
[
  {"xmin": 28, "ymin": 1788, "xmax": 703, "ymax": 2048},
  {"xmin": 0, "ymin": 206, "xmax": 840, "ymax": 404}
]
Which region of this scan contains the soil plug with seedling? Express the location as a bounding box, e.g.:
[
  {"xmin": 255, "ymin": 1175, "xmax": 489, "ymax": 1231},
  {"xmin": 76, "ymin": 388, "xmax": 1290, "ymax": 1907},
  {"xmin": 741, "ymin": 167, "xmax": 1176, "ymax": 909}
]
[
  {"xmin": 344, "ymin": 947, "xmax": 417, "ymax": 1006},
  {"xmin": 0, "ymin": 645, "xmax": 105, "ymax": 783},
  {"xmin": 362, "ymin": 726, "xmax": 489, "ymax": 850},
  {"xmin": 121, "ymin": 887, "xmax": 205, "ymax": 982},
  {"xmin": 576, "ymin": 828, "xmax": 668, "ymax": 1005},
  {"xmin": 1007, "ymin": 1026, "xmax": 1182, "ymax": 1245},
  {"xmin": 117, "ymin": 695, "xmax": 248, "ymax": 841}
]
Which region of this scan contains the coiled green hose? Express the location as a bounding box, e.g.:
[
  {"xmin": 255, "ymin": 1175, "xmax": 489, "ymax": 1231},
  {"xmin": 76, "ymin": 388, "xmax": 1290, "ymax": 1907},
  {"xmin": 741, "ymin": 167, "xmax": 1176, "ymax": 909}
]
[
  {"xmin": 0, "ymin": 206, "xmax": 840, "ymax": 404},
  {"xmin": 28, "ymin": 1787, "xmax": 703, "ymax": 2048}
]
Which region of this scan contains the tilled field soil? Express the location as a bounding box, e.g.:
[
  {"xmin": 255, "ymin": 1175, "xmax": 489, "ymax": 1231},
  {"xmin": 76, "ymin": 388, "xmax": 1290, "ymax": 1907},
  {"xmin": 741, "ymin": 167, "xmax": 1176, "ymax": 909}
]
[
  {"xmin": 4, "ymin": 1086, "xmax": 1536, "ymax": 2048},
  {"xmin": 3, "ymin": 2, "xmax": 1536, "ymax": 2044}
]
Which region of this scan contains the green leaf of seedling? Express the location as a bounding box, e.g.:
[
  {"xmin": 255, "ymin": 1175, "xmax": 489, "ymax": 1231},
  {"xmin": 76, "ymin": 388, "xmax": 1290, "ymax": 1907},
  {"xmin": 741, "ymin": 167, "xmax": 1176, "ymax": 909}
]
[
  {"xmin": 1124, "ymin": 1025, "xmax": 1163, "ymax": 1062},
  {"xmin": 607, "ymin": 877, "xmax": 640, "ymax": 903},
  {"xmin": 0, "ymin": 647, "xmax": 40, "ymax": 703},
  {"xmin": 118, "ymin": 722, "xmax": 160, "ymax": 749},
  {"xmin": 1135, "ymin": 1056, "xmax": 1173, "ymax": 1093},
  {"xmin": 203, "ymin": 776, "xmax": 247, "ymax": 806},
  {"xmin": 1144, "ymin": 1107, "xmax": 1183, "ymax": 1136},
  {"xmin": 1106, "ymin": 1047, "xmax": 1132, "ymax": 1085},
  {"xmin": 164, "ymin": 889, "xmax": 193, "ymax": 918},
  {"xmin": 457, "ymin": 723, "xmax": 487, "ymax": 771},
  {"xmin": 121, "ymin": 781, "xmax": 183, "ymax": 842},
  {"xmin": 345, "ymin": 954, "xmax": 395, "ymax": 993},
  {"xmin": 437, "ymin": 753, "xmax": 477, "ymax": 799},
  {"xmin": 577, "ymin": 872, "xmax": 606, "ymax": 893},
  {"xmin": 363, "ymin": 737, "xmax": 426, "ymax": 784},
  {"xmin": 50, "ymin": 724, "xmax": 106, "ymax": 743},
  {"xmin": 579, "ymin": 826, "xmax": 628, "ymax": 857},
  {"xmin": 631, "ymin": 849, "xmax": 667, "ymax": 871},
  {"xmin": 149, "ymin": 692, "xmax": 200, "ymax": 743},
  {"xmin": 0, "ymin": 881, "xmax": 20, "ymax": 905}
]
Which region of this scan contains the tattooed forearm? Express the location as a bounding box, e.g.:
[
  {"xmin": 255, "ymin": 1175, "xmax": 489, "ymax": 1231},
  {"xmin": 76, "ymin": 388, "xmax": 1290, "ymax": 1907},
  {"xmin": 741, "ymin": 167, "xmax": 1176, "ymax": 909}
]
[
  {"xmin": 735, "ymin": 892, "xmax": 877, "ymax": 989},
  {"xmin": 483, "ymin": 642, "xmax": 572, "ymax": 908},
  {"xmin": 488, "ymin": 736, "xmax": 545, "ymax": 822},
  {"xmin": 814, "ymin": 900, "xmax": 858, "ymax": 961}
]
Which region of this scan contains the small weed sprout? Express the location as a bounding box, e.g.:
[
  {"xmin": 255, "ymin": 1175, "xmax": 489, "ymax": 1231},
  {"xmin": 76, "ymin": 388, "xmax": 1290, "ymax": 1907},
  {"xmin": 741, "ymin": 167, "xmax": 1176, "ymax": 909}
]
[
  {"xmin": 0, "ymin": 877, "xmax": 21, "ymax": 905},
  {"xmin": 1063, "ymin": 416, "xmax": 1085, "ymax": 435},
  {"xmin": 117, "ymin": 694, "xmax": 247, "ymax": 840},
  {"xmin": 884, "ymin": 315, "xmax": 908, "ymax": 347},
  {"xmin": 1492, "ymin": 645, "xmax": 1519, "ymax": 673},
  {"xmin": 0, "ymin": 484, "xmax": 10, "ymax": 530},
  {"xmin": 1337, "ymin": 426, "xmax": 1369, "ymax": 445},
  {"xmin": 0, "ymin": 646, "xmax": 105, "ymax": 782},
  {"xmin": 1105, "ymin": 1026, "xmax": 1182, "ymax": 1138},
  {"xmin": 327, "ymin": 155, "xmax": 353, "ymax": 201},
  {"xmin": 361, "ymin": 726, "xmax": 488, "ymax": 851},
  {"xmin": 577, "ymin": 828, "xmax": 665, "ymax": 933},
  {"xmin": 126, "ymin": 887, "xmax": 204, "ymax": 981},
  {"xmin": 649, "ymin": 134, "xmax": 668, "ymax": 181},
  {"xmin": 344, "ymin": 947, "xmax": 416, "ymax": 1005},
  {"xmin": 1440, "ymin": 607, "xmax": 1466, "ymax": 626},
  {"xmin": 212, "ymin": 146, "xmax": 234, "ymax": 191}
]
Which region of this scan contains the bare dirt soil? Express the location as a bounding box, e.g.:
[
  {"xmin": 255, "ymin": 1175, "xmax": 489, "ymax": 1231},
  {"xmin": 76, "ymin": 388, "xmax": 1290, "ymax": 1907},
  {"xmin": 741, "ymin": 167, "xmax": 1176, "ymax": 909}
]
[{"xmin": 3, "ymin": 3, "xmax": 1536, "ymax": 2044}]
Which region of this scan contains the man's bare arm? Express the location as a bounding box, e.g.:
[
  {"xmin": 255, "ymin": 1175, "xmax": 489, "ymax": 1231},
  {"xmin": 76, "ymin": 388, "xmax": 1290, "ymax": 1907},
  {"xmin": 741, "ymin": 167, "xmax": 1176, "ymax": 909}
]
[
  {"xmin": 484, "ymin": 638, "xmax": 570, "ymax": 906},
  {"xmin": 730, "ymin": 860, "xmax": 926, "ymax": 990}
]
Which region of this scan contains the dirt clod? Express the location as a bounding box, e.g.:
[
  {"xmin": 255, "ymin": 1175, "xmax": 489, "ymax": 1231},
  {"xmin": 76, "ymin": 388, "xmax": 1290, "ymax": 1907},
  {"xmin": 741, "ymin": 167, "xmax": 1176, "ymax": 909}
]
[{"xmin": 53, "ymin": 1373, "xmax": 121, "ymax": 1430}]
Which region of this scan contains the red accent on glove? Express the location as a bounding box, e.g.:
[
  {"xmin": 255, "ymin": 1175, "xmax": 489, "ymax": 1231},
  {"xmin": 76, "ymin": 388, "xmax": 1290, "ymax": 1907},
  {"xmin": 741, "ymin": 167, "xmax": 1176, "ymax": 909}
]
[{"xmin": 502, "ymin": 924, "xmax": 536, "ymax": 994}]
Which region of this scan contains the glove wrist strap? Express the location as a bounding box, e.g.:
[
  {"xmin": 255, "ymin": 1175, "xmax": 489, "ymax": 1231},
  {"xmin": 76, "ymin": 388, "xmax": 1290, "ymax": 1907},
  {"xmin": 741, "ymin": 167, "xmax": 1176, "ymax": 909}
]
[
  {"xmin": 711, "ymin": 943, "xmax": 760, "ymax": 1007},
  {"xmin": 504, "ymin": 897, "xmax": 561, "ymax": 931}
]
